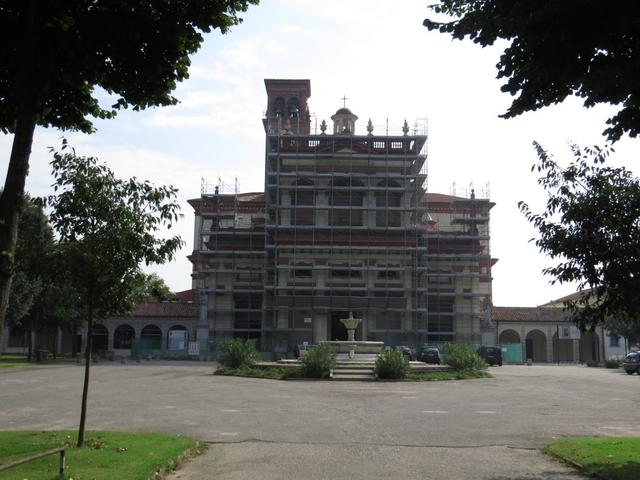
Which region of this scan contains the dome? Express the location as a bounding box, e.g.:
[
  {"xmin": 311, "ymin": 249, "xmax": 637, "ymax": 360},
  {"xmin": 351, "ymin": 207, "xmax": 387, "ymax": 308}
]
[{"xmin": 335, "ymin": 107, "xmax": 354, "ymax": 115}]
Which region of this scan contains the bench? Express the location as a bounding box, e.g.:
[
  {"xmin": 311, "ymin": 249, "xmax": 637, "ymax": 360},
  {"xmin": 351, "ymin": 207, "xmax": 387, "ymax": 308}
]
[{"xmin": 0, "ymin": 446, "xmax": 66, "ymax": 479}]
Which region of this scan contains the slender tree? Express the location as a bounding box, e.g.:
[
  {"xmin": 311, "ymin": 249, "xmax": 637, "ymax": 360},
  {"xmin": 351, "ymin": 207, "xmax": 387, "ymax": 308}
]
[
  {"xmin": 0, "ymin": 0, "xmax": 258, "ymax": 342},
  {"xmin": 46, "ymin": 141, "xmax": 183, "ymax": 447}
]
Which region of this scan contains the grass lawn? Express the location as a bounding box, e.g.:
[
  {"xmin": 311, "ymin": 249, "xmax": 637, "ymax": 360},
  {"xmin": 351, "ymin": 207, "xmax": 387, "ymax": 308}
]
[
  {"xmin": 0, "ymin": 355, "xmax": 77, "ymax": 369},
  {"xmin": 545, "ymin": 437, "xmax": 640, "ymax": 480},
  {"xmin": 0, "ymin": 430, "xmax": 201, "ymax": 480}
]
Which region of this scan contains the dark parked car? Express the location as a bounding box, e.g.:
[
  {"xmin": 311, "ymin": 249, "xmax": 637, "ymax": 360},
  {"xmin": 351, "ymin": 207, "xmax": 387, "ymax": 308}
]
[
  {"xmin": 477, "ymin": 346, "xmax": 503, "ymax": 366},
  {"xmin": 397, "ymin": 345, "xmax": 415, "ymax": 361},
  {"xmin": 387, "ymin": 345, "xmax": 414, "ymax": 361},
  {"xmin": 418, "ymin": 346, "xmax": 441, "ymax": 364},
  {"xmin": 623, "ymin": 352, "xmax": 640, "ymax": 375}
]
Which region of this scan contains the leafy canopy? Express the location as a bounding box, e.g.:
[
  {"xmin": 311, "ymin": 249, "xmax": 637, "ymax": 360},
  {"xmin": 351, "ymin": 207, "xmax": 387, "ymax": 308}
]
[
  {"xmin": 46, "ymin": 140, "xmax": 183, "ymax": 319},
  {"xmin": 0, "ymin": 0, "xmax": 259, "ymax": 133},
  {"xmin": 519, "ymin": 143, "xmax": 640, "ymax": 331},
  {"xmin": 424, "ymin": 1, "xmax": 640, "ymax": 142},
  {"xmin": 6, "ymin": 196, "xmax": 52, "ymax": 327}
]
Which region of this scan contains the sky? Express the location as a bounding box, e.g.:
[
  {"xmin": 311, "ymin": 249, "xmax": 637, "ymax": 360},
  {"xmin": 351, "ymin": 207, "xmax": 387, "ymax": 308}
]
[{"xmin": 1, "ymin": 0, "xmax": 638, "ymax": 307}]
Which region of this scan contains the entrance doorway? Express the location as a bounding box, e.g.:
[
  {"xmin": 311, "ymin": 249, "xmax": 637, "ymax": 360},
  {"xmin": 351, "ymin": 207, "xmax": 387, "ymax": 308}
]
[{"xmin": 330, "ymin": 312, "xmax": 362, "ymax": 341}]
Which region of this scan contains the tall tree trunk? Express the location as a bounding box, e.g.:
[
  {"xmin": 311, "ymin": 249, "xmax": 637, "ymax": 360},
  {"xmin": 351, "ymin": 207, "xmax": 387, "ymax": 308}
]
[
  {"xmin": 77, "ymin": 306, "xmax": 93, "ymax": 447},
  {"xmin": 71, "ymin": 325, "xmax": 78, "ymax": 358},
  {"xmin": 27, "ymin": 323, "xmax": 33, "ymax": 362},
  {"xmin": 0, "ymin": 0, "xmax": 40, "ymax": 344}
]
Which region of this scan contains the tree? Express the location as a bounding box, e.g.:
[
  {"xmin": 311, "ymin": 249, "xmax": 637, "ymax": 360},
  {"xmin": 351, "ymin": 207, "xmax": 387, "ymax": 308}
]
[
  {"xmin": 131, "ymin": 272, "xmax": 177, "ymax": 303},
  {"xmin": 0, "ymin": 0, "xmax": 258, "ymax": 344},
  {"xmin": 46, "ymin": 141, "xmax": 183, "ymax": 447},
  {"xmin": 519, "ymin": 142, "xmax": 640, "ymax": 332},
  {"xmin": 4, "ymin": 195, "xmax": 54, "ymax": 358},
  {"xmin": 424, "ymin": 1, "xmax": 640, "ymax": 143},
  {"xmin": 605, "ymin": 316, "xmax": 639, "ymax": 349}
]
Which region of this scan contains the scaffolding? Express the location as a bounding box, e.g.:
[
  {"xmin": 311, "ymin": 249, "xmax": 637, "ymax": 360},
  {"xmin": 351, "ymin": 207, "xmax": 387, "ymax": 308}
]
[{"xmin": 189, "ymin": 80, "xmax": 494, "ymax": 355}]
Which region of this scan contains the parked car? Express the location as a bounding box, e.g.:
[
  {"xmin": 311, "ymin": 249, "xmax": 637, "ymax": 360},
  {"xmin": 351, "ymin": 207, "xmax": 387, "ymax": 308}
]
[
  {"xmin": 417, "ymin": 346, "xmax": 441, "ymax": 364},
  {"xmin": 387, "ymin": 345, "xmax": 414, "ymax": 361},
  {"xmin": 477, "ymin": 346, "xmax": 503, "ymax": 366},
  {"xmin": 623, "ymin": 352, "xmax": 640, "ymax": 375}
]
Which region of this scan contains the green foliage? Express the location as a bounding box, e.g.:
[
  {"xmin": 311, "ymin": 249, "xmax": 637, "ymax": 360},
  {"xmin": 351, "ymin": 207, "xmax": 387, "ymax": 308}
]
[
  {"xmin": 605, "ymin": 359, "xmax": 621, "ymax": 369},
  {"xmin": 374, "ymin": 348, "xmax": 410, "ymax": 379},
  {"xmin": 0, "ymin": 1, "xmax": 259, "ymax": 134},
  {"xmin": 46, "ymin": 140, "xmax": 184, "ymax": 320},
  {"xmin": 214, "ymin": 366, "xmax": 301, "ymax": 380},
  {"xmin": 519, "ymin": 143, "xmax": 640, "ymax": 332},
  {"xmin": 218, "ymin": 339, "xmax": 258, "ymax": 369},
  {"xmin": 424, "ymin": 1, "xmax": 640, "ymax": 142},
  {"xmin": 546, "ymin": 437, "xmax": 640, "ymax": 480},
  {"xmin": 0, "ymin": 430, "xmax": 200, "ymax": 480},
  {"xmin": 605, "ymin": 317, "xmax": 640, "ymax": 347},
  {"xmin": 443, "ymin": 344, "xmax": 488, "ymax": 372},
  {"xmin": 130, "ymin": 272, "xmax": 177, "ymax": 303},
  {"xmin": 300, "ymin": 343, "xmax": 336, "ymax": 378},
  {"xmin": 0, "ymin": 0, "xmax": 259, "ymax": 343},
  {"xmin": 6, "ymin": 196, "xmax": 51, "ymax": 327}
]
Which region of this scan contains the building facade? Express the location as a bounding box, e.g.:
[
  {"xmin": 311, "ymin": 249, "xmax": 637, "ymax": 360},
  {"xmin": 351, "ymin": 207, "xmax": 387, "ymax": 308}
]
[{"xmin": 189, "ymin": 79, "xmax": 496, "ymax": 355}]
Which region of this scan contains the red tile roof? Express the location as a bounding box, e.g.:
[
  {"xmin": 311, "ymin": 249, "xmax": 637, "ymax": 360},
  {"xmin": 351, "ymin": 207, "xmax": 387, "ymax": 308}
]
[
  {"xmin": 175, "ymin": 289, "xmax": 195, "ymax": 302},
  {"xmin": 132, "ymin": 298, "xmax": 196, "ymax": 318},
  {"xmin": 493, "ymin": 306, "xmax": 568, "ymax": 322}
]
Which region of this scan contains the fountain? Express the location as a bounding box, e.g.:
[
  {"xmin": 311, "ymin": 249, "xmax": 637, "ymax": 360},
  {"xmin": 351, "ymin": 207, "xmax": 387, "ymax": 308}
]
[
  {"xmin": 340, "ymin": 311, "xmax": 361, "ymax": 342},
  {"xmin": 324, "ymin": 311, "xmax": 384, "ymax": 361}
]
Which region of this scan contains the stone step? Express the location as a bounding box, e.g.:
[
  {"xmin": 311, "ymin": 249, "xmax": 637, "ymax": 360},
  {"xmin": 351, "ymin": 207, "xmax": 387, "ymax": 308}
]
[
  {"xmin": 334, "ymin": 368, "xmax": 374, "ymax": 374},
  {"xmin": 331, "ymin": 372, "xmax": 376, "ymax": 381},
  {"xmin": 334, "ymin": 364, "xmax": 375, "ymax": 370}
]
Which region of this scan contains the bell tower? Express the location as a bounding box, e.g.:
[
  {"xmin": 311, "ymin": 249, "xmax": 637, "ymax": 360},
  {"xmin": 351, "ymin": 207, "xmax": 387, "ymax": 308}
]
[{"xmin": 263, "ymin": 79, "xmax": 311, "ymax": 135}]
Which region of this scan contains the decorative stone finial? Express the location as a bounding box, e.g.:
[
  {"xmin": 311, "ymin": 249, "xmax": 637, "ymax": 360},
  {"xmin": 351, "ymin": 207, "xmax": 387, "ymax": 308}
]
[
  {"xmin": 402, "ymin": 119, "xmax": 409, "ymax": 136},
  {"xmin": 367, "ymin": 118, "xmax": 374, "ymax": 136},
  {"xmin": 320, "ymin": 119, "xmax": 327, "ymax": 134}
]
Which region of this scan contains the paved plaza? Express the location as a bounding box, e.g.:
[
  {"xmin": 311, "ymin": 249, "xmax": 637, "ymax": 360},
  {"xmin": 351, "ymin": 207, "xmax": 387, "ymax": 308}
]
[{"xmin": 1, "ymin": 362, "xmax": 638, "ymax": 479}]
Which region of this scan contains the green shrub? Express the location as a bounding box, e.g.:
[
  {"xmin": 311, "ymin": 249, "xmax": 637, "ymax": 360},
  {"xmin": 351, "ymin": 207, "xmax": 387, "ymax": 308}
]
[
  {"xmin": 605, "ymin": 359, "xmax": 621, "ymax": 369},
  {"xmin": 443, "ymin": 344, "xmax": 487, "ymax": 372},
  {"xmin": 374, "ymin": 348, "xmax": 410, "ymax": 379},
  {"xmin": 300, "ymin": 343, "xmax": 336, "ymax": 378},
  {"xmin": 215, "ymin": 366, "xmax": 302, "ymax": 380},
  {"xmin": 218, "ymin": 338, "xmax": 258, "ymax": 369}
]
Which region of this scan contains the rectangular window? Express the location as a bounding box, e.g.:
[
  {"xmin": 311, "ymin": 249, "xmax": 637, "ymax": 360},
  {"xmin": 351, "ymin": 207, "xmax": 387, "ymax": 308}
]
[
  {"xmin": 233, "ymin": 293, "xmax": 262, "ymax": 310},
  {"xmin": 610, "ymin": 334, "xmax": 620, "ymax": 347},
  {"xmin": 377, "ymin": 270, "xmax": 400, "ymax": 279},
  {"xmin": 331, "ymin": 269, "xmax": 362, "ymax": 279},
  {"xmin": 292, "ymin": 268, "xmax": 312, "ymax": 278}
]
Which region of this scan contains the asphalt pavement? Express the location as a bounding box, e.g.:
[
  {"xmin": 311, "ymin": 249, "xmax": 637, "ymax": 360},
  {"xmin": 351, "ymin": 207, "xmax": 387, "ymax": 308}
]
[{"xmin": 1, "ymin": 362, "xmax": 638, "ymax": 479}]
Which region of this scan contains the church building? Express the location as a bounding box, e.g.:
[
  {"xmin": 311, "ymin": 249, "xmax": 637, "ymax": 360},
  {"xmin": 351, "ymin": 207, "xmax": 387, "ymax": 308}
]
[{"xmin": 188, "ymin": 79, "xmax": 496, "ymax": 356}]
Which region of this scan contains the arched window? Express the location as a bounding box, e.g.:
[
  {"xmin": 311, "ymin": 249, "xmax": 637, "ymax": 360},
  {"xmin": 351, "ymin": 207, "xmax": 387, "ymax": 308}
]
[
  {"xmin": 114, "ymin": 324, "xmax": 135, "ymax": 349},
  {"xmin": 288, "ymin": 97, "xmax": 300, "ymax": 117},
  {"xmin": 91, "ymin": 324, "xmax": 109, "ymax": 352},
  {"xmin": 167, "ymin": 325, "xmax": 188, "ymax": 351},
  {"xmin": 141, "ymin": 324, "xmax": 162, "ymax": 350},
  {"xmin": 273, "ymin": 97, "xmax": 285, "ymax": 117}
]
